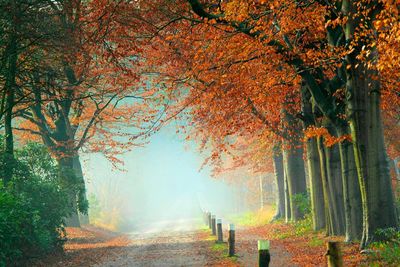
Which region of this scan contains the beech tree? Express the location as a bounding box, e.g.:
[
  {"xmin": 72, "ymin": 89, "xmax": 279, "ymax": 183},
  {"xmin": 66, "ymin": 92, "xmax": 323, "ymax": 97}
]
[{"xmin": 134, "ymin": 0, "xmax": 399, "ymax": 247}]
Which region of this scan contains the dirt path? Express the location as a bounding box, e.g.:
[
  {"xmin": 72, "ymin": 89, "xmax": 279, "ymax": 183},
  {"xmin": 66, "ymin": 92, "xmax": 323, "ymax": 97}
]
[
  {"xmin": 94, "ymin": 230, "xmax": 210, "ymax": 267},
  {"xmin": 32, "ymin": 222, "xmax": 296, "ymax": 266},
  {"xmin": 234, "ymin": 226, "xmax": 295, "ymax": 267}
]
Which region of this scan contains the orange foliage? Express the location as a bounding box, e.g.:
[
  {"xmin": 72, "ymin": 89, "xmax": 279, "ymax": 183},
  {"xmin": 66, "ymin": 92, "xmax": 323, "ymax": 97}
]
[
  {"xmin": 137, "ymin": 0, "xmax": 400, "ymax": 174},
  {"xmin": 14, "ymin": 0, "xmax": 160, "ymax": 165},
  {"xmin": 305, "ymin": 126, "xmax": 352, "ymax": 147}
]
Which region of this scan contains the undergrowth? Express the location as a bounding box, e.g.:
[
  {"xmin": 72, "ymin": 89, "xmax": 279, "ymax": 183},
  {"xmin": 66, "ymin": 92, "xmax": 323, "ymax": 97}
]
[
  {"xmin": 230, "ymin": 205, "xmax": 275, "ymax": 226},
  {"xmin": 367, "ymin": 228, "xmax": 400, "ymax": 266}
]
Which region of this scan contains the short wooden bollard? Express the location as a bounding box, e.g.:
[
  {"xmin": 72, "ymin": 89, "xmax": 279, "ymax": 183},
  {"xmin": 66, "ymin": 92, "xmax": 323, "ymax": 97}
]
[
  {"xmin": 228, "ymin": 224, "xmax": 235, "ymax": 256},
  {"xmin": 208, "ymin": 212, "xmax": 212, "ymax": 229},
  {"xmin": 326, "ymin": 241, "xmax": 343, "ymax": 267},
  {"xmin": 258, "ymin": 240, "xmax": 270, "ymax": 267},
  {"xmin": 211, "ymin": 215, "xmax": 216, "ymax": 235},
  {"xmin": 217, "ymin": 219, "xmax": 223, "ymax": 242}
]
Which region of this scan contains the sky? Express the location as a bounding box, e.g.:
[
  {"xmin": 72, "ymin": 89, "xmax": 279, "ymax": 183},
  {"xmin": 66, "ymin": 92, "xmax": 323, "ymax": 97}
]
[{"xmin": 81, "ymin": 123, "xmax": 240, "ymax": 231}]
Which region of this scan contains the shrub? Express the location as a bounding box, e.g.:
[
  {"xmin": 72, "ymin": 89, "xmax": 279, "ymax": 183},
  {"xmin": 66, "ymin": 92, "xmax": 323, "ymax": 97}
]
[
  {"xmin": 0, "ymin": 141, "xmax": 71, "ymax": 265},
  {"xmin": 367, "ymin": 228, "xmax": 400, "ymax": 266},
  {"xmin": 292, "ymin": 192, "xmax": 311, "ymax": 216}
]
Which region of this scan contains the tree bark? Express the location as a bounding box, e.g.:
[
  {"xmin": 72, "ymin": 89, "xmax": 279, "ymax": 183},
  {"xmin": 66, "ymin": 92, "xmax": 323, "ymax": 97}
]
[
  {"xmin": 342, "ymin": 0, "xmax": 398, "ymax": 247},
  {"xmin": 301, "ymin": 85, "xmax": 326, "ymax": 230},
  {"xmin": 317, "ymin": 137, "xmax": 334, "ymax": 236},
  {"xmin": 58, "ymin": 156, "xmax": 80, "ymax": 227},
  {"xmin": 307, "ymin": 137, "xmax": 326, "ymax": 230},
  {"xmin": 73, "ymin": 155, "xmax": 89, "ymax": 225},
  {"xmin": 338, "ymin": 138, "xmax": 362, "ymax": 242},
  {"xmin": 284, "ymin": 168, "xmax": 291, "ymax": 223},
  {"xmin": 283, "ymin": 144, "xmax": 307, "ymax": 221},
  {"xmin": 324, "ymin": 144, "xmax": 346, "ymax": 236},
  {"xmin": 3, "ymin": 3, "xmax": 18, "ymax": 184},
  {"xmin": 272, "ymin": 149, "xmax": 285, "ymax": 221}
]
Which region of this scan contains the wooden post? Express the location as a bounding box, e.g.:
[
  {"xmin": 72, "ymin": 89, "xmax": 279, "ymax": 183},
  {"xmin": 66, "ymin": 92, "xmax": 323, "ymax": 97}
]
[
  {"xmin": 217, "ymin": 219, "xmax": 223, "ymax": 242},
  {"xmin": 326, "ymin": 241, "xmax": 343, "ymax": 267},
  {"xmin": 211, "ymin": 215, "xmax": 216, "ymax": 235},
  {"xmin": 228, "ymin": 224, "xmax": 235, "ymax": 256},
  {"xmin": 208, "ymin": 212, "xmax": 212, "ymax": 229},
  {"xmin": 258, "ymin": 240, "xmax": 270, "ymax": 267}
]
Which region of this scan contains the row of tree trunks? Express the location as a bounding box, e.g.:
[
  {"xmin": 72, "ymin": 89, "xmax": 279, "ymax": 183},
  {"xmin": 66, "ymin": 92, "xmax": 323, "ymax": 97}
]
[
  {"xmin": 273, "ymin": 134, "xmax": 363, "ymax": 239},
  {"xmin": 317, "ymin": 137, "xmax": 335, "ymax": 236},
  {"xmin": 306, "ymin": 138, "xmax": 326, "ymax": 230},
  {"xmin": 324, "ymin": 143, "xmax": 346, "ymax": 236},
  {"xmin": 343, "ymin": 0, "xmax": 398, "ymax": 248},
  {"xmin": 187, "ymin": 0, "xmax": 398, "ymax": 249},
  {"xmin": 283, "ymin": 144, "xmax": 308, "ymax": 221},
  {"xmin": 338, "ymin": 138, "xmax": 362, "ymax": 241}
]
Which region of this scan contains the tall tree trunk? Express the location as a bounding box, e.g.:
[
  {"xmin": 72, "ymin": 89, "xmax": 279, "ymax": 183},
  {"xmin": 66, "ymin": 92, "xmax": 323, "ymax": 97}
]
[
  {"xmin": 307, "ymin": 137, "xmax": 326, "ymax": 230},
  {"xmin": 317, "ymin": 137, "xmax": 334, "ymax": 236},
  {"xmin": 343, "ymin": 0, "xmax": 398, "ymax": 247},
  {"xmin": 272, "ymin": 149, "xmax": 285, "ymax": 221},
  {"xmin": 3, "ymin": 3, "xmax": 18, "ymax": 184},
  {"xmin": 301, "ymin": 84, "xmax": 326, "ymax": 230},
  {"xmin": 58, "ymin": 156, "xmax": 80, "ymax": 227},
  {"xmin": 283, "ymin": 144, "xmax": 307, "ymax": 221},
  {"xmin": 73, "ymin": 155, "xmax": 89, "ymax": 225},
  {"xmin": 284, "ymin": 168, "xmax": 291, "ymax": 223},
  {"xmin": 324, "ymin": 144, "xmax": 346, "ymax": 235},
  {"xmin": 338, "ymin": 137, "xmax": 363, "ymax": 241}
]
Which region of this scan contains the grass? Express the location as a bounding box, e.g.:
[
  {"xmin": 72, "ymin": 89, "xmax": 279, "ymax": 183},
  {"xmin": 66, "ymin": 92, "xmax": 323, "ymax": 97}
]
[
  {"xmin": 230, "ymin": 205, "xmax": 275, "ymax": 226},
  {"xmin": 274, "ymin": 214, "xmax": 313, "ymax": 239},
  {"xmin": 210, "ymin": 241, "xmax": 239, "ymax": 262},
  {"xmin": 199, "ymin": 225, "xmax": 210, "ymax": 231},
  {"xmin": 308, "ymin": 236, "xmax": 324, "ymax": 247},
  {"xmin": 211, "ymin": 242, "xmax": 226, "ymax": 252},
  {"xmin": 292, "ymin": 214, "xmax": 313, "ymax": 236}
]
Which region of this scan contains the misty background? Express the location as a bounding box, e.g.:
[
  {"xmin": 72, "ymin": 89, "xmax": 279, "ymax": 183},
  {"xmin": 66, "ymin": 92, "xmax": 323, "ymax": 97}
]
[{"xmin": 80, "ymin": 124, "xmax": 251, "ymax": 233}]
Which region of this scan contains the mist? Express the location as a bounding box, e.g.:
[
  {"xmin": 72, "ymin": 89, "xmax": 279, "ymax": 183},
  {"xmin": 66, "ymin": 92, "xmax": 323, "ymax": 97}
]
[{"xmin": 81, "ymin": 124, "xmax": 251, "ymax": 234}]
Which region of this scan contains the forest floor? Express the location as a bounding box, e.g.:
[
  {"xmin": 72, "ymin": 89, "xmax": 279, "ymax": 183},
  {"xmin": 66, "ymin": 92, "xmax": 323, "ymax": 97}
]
[
  {"xmin": 31, "ymin": 225, "xmax": 237, "ymax": 267},
  {"xmin": 30, "ymin": 217, "xmax": 376, "ymax": 267}
]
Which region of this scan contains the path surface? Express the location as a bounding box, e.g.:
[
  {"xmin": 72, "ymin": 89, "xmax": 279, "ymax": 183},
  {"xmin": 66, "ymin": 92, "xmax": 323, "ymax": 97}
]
[
  {"xmin": 32, "ymin": 220, "xmax": 295, "ymax": 266},
  {"xmin": 76, "ymin": 219, "xmax": 229, "ymax": 267},
  {"xmin": 95, "ymin": 220, "xmax": 294, "ymax": 267},
  {"xmin": 235, "ymin": 226, "xmax": 295, "ymax": 267}
]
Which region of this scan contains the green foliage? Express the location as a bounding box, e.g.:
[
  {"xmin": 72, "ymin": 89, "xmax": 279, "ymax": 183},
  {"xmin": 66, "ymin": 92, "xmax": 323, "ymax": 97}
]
[
  {"xmin": 308, "ymin": 236, "xmax": 324, "ymax": 247},
  {"xmin": 211, "ymin": 242, "xmax": 226, "ymax": 252},
  {"xmin": 229, "ymin": 206, "xmax": 275, "ymax": 226},
  {"xmin": 292, "ymin": 213, "xmax": 313, "ymax": 236},
  {"xmin": 375, "ymin": 227, "xmax": 399, "ymax": 241},
  {"xmin": 0, "ymin": 141, "xmax": 71, "ymax": 265},
  {"xmin": 58, "ymin": 164, "xmax": 88, "ymax": 214},
  {"xmin": 292, "ymin": 192, "xmax": 311, "ymax": 216},
  {"xmin": 368, "ymin": 228, "xmax": 400, "ymax": 266},
  {"xmin": 396, "ymin": 187, "xmax": 400, "ymax": 221},
  {"xmin": 274, "ymin": 214, "xmax": 313, "ymax": 240}
]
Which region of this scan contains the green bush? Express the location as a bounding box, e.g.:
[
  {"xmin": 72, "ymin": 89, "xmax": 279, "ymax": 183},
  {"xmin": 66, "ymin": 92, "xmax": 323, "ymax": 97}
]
[
  {"xmin": 369, "ymin": 229, "xmax": 400, "ymax": 266},
  {"xmin": 292, "ymin": 192, "xmax": 311, "ymax": 216},
  {"xmin": 0, "ymin": 141, "xmax": 71, "ymax": 265}
]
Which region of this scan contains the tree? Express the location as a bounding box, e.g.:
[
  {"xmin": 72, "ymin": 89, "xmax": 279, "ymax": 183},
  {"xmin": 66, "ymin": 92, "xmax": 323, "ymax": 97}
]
[
  {"xmin": 138, "ymin": 0, "xmax": 399, "ymax": 246},
  {"xmin": 3, "ymin": 0, "xmax": 159, "ymax": 226}
]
